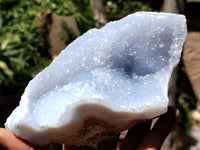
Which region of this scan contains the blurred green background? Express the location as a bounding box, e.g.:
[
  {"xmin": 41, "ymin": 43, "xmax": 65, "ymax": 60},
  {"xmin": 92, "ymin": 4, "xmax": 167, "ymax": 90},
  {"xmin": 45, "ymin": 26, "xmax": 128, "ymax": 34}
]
[
  {"xmin": 0, "ymin": 0, "xmax": 198, "ymax": 149},
  {"xmin": 0, "ymin": 0, "xmax": 154, "ymax": 90}
]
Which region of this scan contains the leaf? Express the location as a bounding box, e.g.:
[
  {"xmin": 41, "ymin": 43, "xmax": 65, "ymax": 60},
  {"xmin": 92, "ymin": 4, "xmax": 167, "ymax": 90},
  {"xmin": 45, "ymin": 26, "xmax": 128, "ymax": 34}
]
[
  {"xmin": 1, "ymin": 37, "xmax": 12, "ymax": 50},
  {"xmin": 0, "ymin": 60, "xmax": 14, "ymax": 77},
  {"xmin": 2, "ymin": 48, "xmax": 22, "ymax": 56}
]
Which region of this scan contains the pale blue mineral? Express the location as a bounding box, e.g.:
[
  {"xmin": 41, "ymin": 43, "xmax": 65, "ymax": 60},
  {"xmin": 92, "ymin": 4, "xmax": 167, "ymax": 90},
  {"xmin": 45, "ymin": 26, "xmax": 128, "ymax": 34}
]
[{"xmin": 5, "ymin": 12, "xmax": 187, "ymax": 146}]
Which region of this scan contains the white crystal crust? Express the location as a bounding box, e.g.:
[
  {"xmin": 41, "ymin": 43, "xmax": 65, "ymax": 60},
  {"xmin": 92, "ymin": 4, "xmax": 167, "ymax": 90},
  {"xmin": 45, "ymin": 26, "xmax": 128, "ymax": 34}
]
[{"xmin": 6, "ymin": 12, "xmax": 187, "ymax": 146}]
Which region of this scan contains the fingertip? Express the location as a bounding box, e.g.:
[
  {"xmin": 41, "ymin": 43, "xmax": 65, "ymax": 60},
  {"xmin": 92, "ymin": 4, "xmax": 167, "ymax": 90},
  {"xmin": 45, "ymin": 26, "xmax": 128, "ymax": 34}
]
[
  {"xmin": 121, "ymin": 120, "xmax": 152, "ymax": 150},
  {"xmin": 166, "ymin": 106, "xmax": 179, "ymax": 123},
  {"xmin": 138, "ymin": 106, "xmax": 178, "ymax": 150},
  {"xmin": 168, "ymin": 106, "xmax": 178, "ymax": 116}
]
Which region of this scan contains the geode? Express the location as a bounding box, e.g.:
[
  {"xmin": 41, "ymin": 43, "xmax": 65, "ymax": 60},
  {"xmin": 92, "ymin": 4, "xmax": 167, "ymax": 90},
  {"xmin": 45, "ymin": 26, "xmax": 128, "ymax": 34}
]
[{"xmin": 5, "ymin": 12, "xmax": 187, "ymax": 146}]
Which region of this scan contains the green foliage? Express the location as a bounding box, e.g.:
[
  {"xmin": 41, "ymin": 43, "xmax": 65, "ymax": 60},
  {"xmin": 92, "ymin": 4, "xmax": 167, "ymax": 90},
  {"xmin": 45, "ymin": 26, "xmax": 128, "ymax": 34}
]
[
  {"xmin": 0, "ymin": 0, "xmax": 1, "ymax": 37},
  {"xmin": 35, "ymin": 0, "xmax": 94, "ymax": 33},
  {"xmin": 1, "ymin": 0, "xmax": 48, "ymax": 89},
  {"xmin": 0, "ymin": 0, "xmax": 94, "ymax": 90},
  {"xmin": 177, "ymin": 62, "xmax": 197, "ymax": 133},
  {"xmin": 177, "ymin": 94, "xmax": 194, "ymax": 133},
  {"xmin": 105, "ymin": 0, "xmax": 152, "ymax": 20},
  {"xmin": 0, "ymin": 0, "xmax": 153, "ymax": 90}
]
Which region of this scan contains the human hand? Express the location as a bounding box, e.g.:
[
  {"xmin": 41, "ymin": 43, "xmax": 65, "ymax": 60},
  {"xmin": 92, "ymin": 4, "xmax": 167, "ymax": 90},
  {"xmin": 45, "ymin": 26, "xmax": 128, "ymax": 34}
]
[
  {"xmin": 0, "ymin": 106, "xmax": 177, "ymax": 150},
  {"xmin": 0, "ymin": 128, "xmax": 36, "ymax": 150},
  {"xmin": 64, "ymin": 106, "xmax": 178, "ymax": 150},
  {"xmin": 120, "ymin": 106, "xmax": 178, "ymax": 150}
]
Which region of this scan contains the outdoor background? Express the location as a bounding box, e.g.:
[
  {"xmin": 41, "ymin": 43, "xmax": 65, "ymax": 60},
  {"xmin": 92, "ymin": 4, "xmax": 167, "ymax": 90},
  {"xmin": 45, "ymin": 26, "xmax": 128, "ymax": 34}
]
[{"xmin": 0, "ymin": 0, "xmax": 200, "ymax": 149}]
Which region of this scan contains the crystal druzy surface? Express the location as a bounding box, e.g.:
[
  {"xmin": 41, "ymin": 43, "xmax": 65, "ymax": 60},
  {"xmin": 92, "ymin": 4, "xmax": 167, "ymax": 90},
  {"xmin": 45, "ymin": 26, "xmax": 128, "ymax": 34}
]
[{"xmin": 6, "ymin": 12, "xmax": 187, "ymax": 146}]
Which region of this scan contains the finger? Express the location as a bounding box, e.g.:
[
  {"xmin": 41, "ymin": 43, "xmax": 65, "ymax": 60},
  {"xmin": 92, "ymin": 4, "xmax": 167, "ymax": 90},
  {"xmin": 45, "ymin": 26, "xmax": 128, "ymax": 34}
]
[
  {"xmin": 0, "ymin": 128, "xmax": 36, "ymax": 150},
  {"xmin": 138, "ymin": 106, "xmax": 178, "ymax": 150},
  {"xmin": 97, "ymin": 134, "xmax": 119, "ymax": 150},
  {"xmin": 121, "ymin": 120, "xmax": 152, "ymax": 150}
]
